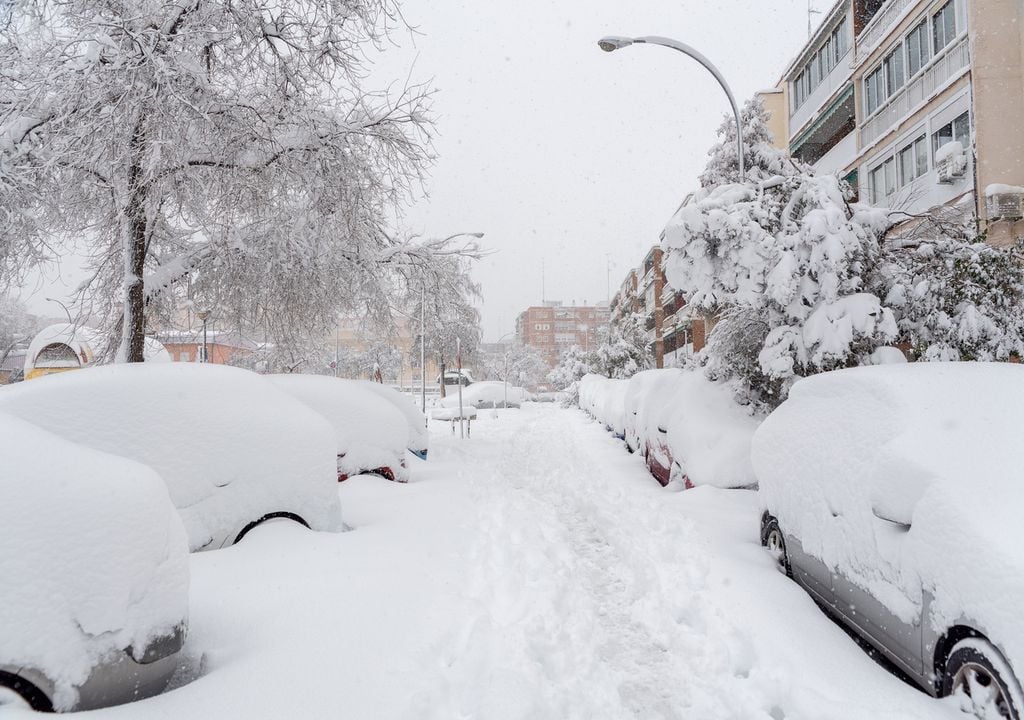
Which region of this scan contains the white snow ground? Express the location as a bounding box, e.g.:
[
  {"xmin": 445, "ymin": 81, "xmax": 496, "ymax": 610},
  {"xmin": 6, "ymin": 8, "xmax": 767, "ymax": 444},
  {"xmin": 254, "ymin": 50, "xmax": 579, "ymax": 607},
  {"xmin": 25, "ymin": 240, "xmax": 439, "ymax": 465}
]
[{"xmin": 4, "ymin": 404, "xmax": 964, "ymax": 719}]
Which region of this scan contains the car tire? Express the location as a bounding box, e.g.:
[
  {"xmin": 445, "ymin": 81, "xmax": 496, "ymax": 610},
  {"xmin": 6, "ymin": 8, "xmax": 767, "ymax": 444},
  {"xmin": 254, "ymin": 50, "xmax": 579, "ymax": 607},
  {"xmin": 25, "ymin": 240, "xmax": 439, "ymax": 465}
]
[
  {"xmin": 759, "ymin": 515, "xmax": 792, "ymax": 578},
  {"xmin": 942, "ymin": 637, "xmax": 1023, "ymax": 720},
  {"xmin": 0, "ymin": 671, "xmax": 53, "ymax": 713}
]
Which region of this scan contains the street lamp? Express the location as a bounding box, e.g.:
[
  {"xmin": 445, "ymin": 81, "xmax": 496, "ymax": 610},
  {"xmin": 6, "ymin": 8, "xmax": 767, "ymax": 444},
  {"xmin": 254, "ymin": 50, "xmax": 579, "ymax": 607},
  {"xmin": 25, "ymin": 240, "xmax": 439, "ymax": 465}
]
[
  {"xmin": 420, "ymin": 231, "xmax": 485, "ymax": 416},
  {"xmin": 496, "ymin": 331, "xmax": 517, "ymax": 410},
  {"xmin": 597, "ymin": 35, "xmax": 745, "ymax": 179},
  {"xmin": 44, "ymin": 297, "xmax": 72, "ymax": 324},
  {"xmin": 196, "ymin": 309, "xmax": 211, "ymax": 363}
]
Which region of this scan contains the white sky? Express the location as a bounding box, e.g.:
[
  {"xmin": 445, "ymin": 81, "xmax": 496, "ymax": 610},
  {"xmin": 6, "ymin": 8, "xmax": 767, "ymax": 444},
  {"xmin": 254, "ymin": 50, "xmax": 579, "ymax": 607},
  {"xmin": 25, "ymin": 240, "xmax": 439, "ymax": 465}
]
[
  {"xmin": 21, "ymin": 0, "xmax": 831, "ymax": 339},
  {"xmin": 373, "ymin": 0, "xmax": 831, "ymax": 340}
]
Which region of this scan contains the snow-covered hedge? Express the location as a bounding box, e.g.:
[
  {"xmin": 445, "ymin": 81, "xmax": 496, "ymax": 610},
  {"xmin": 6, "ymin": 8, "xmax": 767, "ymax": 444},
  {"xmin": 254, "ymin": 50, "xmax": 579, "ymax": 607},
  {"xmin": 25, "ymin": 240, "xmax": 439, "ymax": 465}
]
[
  {"xmin": 0, "ymin": 363, "xmax": 343, "ymax": 550},
  {"xmin": 0, "ymin": 413, "xmax": 189, "ymax": 711},
  {"xmin": 753, "ymin": 363, "xmax": 1024, "ymax": 678}
]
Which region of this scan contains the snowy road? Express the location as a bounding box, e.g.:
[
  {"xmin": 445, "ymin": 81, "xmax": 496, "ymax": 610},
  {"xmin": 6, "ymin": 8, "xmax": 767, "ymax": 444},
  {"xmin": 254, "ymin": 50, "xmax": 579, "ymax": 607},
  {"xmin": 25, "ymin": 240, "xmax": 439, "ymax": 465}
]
[{"xmin": 10, "ymin": 404, "xmax": 964, "ymax": 719}]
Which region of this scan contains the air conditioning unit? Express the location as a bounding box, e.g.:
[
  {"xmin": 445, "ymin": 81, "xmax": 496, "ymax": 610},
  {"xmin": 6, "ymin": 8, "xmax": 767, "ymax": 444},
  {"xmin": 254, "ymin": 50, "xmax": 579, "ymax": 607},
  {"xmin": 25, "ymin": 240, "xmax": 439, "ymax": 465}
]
[
  {"xmin": 988, "ymin": 192, "xmax": 1024, "ymax": 221},
  {"xmin": 935, "ymin": 141, "xmax": 967, "ymax": 184}
]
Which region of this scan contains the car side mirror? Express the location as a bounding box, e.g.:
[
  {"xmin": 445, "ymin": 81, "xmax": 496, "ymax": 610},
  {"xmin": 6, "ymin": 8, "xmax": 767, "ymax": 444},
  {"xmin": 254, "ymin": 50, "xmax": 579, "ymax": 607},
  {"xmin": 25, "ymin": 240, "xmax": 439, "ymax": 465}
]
[
  {"xmin": 871, "ymin": 505, "xmax": 911, "ymax": 531},
  {"xmin": 657, "ymin": 424, "xmax": 667, "ymax": 434}
]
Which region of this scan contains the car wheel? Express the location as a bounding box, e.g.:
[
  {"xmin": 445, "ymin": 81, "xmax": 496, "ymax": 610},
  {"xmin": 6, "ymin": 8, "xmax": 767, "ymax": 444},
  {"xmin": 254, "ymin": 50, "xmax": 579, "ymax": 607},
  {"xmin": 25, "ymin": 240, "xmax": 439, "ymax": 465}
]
[
  {"xmin": 0, "ymin": 671, "xmax": 53, "ymax": 712},
  {"xmin": 759, "ymin": 515, "xmax": 792, "ymax": 578},
  {"xmin": 233, "ymin": 512, "xmax": 311, "ymax": 544},
  {"xmin": 943, "ymin": 638, "xmax": 1022, "ymax": 719}
]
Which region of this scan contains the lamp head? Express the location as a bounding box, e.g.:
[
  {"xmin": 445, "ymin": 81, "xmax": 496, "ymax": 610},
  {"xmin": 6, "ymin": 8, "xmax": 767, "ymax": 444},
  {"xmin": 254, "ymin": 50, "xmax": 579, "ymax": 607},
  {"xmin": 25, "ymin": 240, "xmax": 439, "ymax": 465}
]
[{"xmin": 598, "ymin": 36, "xmax": 634, "ymax": 52}]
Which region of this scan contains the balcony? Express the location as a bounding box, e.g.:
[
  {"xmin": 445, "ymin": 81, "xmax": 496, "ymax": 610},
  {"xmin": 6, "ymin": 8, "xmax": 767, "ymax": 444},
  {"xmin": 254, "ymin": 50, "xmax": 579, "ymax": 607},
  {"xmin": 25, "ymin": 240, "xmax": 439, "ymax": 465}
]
[
  {"xmin": 815, "ymin": 131, "xmax": 858, "ymax": 175},
  {"xmin": 859, "ymin": 35, "xmax": 969, "ymax": 147},
  {"xmin": 790, "ymin": 48, "xmax": 854, "ymax": 139},
  {"xmin": 856, "ymin": 0, "xmax": 915, "ymax": 62}
]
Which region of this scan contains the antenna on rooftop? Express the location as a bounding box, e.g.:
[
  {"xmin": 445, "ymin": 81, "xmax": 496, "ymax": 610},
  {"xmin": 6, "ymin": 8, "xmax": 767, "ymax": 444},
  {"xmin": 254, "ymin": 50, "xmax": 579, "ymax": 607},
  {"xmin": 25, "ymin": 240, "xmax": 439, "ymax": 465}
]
[{"xmin": 808, "ymin": 0, "xmax": 822, "ymax": 37}]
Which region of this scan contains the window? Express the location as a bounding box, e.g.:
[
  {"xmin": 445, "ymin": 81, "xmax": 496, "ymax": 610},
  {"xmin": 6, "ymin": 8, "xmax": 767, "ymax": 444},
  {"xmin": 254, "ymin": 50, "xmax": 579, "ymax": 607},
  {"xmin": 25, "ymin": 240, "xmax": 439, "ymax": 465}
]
[
  {"xmin": 897, "ymin": 135, "xmax": 928, "ymax": 185},
  {"xmin": 180, "ymin": 351, "xmax": 191, "ymax": 362},
  {"xmin": 932, "ymin": 0, "xmax": 956, "ymax": 54},
  {"xmin": 870, "ymin": 156, "xmax": 896, "ymax": 204},
  {"xmin": 864, "ymin": 66, "xmax": 884, "ymax": 115},
  {"xmin": 791, "ymin": 17, "xmax": 849, "ymax": 111},
  {"xmin": 883, "ymin": 46, "xmax": 904, "ymax": 96},
  {"xmin": 932, "ymin": 111, "xmax": 970, "ymax": 157},
  {"xmin": 906, "ymin": 19, "xmax": 931, "ymax": 77}
]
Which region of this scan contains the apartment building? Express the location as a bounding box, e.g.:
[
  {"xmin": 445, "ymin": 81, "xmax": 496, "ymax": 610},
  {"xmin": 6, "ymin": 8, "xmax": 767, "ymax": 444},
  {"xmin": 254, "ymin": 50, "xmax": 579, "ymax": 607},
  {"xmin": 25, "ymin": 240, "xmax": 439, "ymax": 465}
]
[
  {"xmin": 759, "ymin": 0, "xmax": 1024, "ymax": 245},
  {"xmin": 515, "ymin": 301, "xmax": 610, "ymax": 367},
  {"xmin": 609, "ymin": 246, "xmax": 698, "ymax": 369}
]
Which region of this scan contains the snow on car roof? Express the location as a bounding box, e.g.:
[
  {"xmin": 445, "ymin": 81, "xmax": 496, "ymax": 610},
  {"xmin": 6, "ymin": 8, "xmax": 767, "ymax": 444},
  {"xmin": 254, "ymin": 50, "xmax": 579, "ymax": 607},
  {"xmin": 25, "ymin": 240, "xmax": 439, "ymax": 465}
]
[
  {"xmin": 0, "ymin": 363, "xmax": 342, "ymax": 551},
  {"xmin": 354, "ymin": 380, "xmax": 428, "ymax": 454},
  {"xmin": 0, "ymin": 412, "xmax": 189, "ymax": 710},
  {"xmin": 754, "ymin": 362, "xmax": 1024, "ymax": 675},
  {"xmin": 268, "ymin": 375, "xmax": 408, "ymax": 478}
]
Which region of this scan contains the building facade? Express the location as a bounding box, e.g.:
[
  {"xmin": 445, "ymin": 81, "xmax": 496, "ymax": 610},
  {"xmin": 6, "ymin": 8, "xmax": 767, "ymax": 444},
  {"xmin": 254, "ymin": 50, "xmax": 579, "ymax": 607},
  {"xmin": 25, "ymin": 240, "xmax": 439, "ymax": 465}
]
[
  {"xmin": 610, "ymin": 246, "xmax": 699, "ymax": 368},
  {"xmin": 760, "ymin": 0, "xmax": 1023, "ymax": 245},
  {"xmin": 515, "ymin": 301, "xmax": 610, "ymax": 367}
]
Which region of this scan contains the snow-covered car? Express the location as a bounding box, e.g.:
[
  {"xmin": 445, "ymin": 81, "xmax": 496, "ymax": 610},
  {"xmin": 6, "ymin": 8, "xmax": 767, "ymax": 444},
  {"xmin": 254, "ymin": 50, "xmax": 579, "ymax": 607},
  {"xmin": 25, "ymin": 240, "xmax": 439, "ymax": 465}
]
[
  {"xmin": 356, "ymin": 381, "xmax": 429, "ymax": 459},
  {"xmin": 577, "ymin": 374, "xmax": 608, "ymax": 419},
  {"xmin": 754, "ymin": 363, "xmax": 1024, "ymax": 719},
  {"xmin": 624, "ymin": 369, "xmax": 682, "ymax": 454},
  {"xmin": 268, "ymin": 375, "xmax": 410, "ymax": 483},
  {"xmin": 631, "ymin": 370, "xmax": 758, "ymax": 488},
  {"xmin": 0, "ymin": 413, "xmax": 189, "ymax": 712},
  {"xmin": 440, "ymin": 380, "xmax": 528, "ymax": 409},
  {"xmin": 0, "ymin": 363, "xmax": 342, "ymax": 551}
]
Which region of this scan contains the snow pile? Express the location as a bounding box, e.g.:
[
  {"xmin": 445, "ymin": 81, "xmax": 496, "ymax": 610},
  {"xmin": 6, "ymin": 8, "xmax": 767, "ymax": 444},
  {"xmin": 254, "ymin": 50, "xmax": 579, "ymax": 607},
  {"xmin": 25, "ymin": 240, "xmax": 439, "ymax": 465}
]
[
  {"xmin": 355, "ymin": 381, "xmax": 428, "ymax": 458},
  {"xmin": 269, "ymin": 375, "xmax": 409, "ymax": 482},
  {"xmin": 440, "ymin": 380, "xmax": 529, "ymax": 408},
  {"xmin": 754, "ymin": 362, "xmax": 1024, "ymax": 674},
  {"xmin": 0, "ymin": 364, "xmax": 342, "ymax": 550},
  {"xmin": 598, "ymin": 378, "xmax": 629, "ymax": 438},
  {"xmin": 0, "ymin": 413, "xmax": 189, "ymax": 711}
]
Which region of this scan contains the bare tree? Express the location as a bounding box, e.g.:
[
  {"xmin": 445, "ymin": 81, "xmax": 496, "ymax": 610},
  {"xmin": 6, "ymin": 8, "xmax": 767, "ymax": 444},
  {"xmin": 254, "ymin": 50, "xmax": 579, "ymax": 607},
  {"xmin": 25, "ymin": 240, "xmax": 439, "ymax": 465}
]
[{"xmin": 0, "ymin": 0, "xmax": 461, "ymax": 361}]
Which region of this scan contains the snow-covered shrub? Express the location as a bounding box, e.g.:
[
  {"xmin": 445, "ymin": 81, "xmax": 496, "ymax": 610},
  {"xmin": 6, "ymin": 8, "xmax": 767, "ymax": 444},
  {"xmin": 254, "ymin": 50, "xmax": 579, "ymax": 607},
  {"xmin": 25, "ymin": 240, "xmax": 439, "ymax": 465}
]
[
  {"xmin": 549, "ymin": 346, "xmax": 598, "ymax": 406},
  {"xmin": 875, "ymin": 237, "xmax": 1024, "ymax": 361},
  {"xmin": 594, "ymin": 312, "xmax": 652, "ymax": 379},
  {"xmin": 664, "ymin": 97, "xmax": 897, "ymax": 408}
]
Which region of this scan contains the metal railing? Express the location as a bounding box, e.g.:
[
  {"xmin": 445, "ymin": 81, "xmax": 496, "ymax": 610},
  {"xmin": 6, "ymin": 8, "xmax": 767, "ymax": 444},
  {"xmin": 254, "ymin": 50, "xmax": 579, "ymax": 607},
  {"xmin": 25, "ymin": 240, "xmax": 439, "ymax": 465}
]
[{"xmin": 859, "ymin": 35, "xmax": 969, "ymax": 147}]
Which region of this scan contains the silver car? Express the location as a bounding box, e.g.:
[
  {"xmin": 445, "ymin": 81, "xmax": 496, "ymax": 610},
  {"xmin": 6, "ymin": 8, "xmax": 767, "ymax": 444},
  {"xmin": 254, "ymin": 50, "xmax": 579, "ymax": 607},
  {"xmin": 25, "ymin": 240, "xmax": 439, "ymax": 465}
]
[{"xmin": 754, "ymin": 363, "xmax": 1024, "ymax": 720}]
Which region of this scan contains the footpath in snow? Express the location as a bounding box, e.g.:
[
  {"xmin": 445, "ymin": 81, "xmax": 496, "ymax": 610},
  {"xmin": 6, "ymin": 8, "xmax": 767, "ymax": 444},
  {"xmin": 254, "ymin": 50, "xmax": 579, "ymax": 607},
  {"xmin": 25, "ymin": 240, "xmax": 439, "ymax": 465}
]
[{"xmin": 6, "ymin": 404, "xmax": 963, "ymax": 720}]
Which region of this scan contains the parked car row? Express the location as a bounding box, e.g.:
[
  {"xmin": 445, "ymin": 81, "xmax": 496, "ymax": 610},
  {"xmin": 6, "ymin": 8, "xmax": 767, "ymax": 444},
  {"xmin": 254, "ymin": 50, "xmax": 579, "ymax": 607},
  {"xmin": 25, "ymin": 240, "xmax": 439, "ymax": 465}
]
[
  {"xmin": 0, "ymin": 363, "xmax": 427, "ymax": 712},
  {"xmin": 579, "ymin": 370, "xmax": 760, "ymax": 490},
  {"xmin": 579, "ymin": 362, "xmax": 1024, "ymax": 719}
]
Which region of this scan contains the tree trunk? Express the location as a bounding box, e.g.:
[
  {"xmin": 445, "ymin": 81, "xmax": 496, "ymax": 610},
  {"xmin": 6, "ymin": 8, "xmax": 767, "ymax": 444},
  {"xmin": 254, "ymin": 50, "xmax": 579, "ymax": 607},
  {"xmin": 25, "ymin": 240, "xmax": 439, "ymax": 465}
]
[
  {"xmin": 122, "ymin": 117, "xmax": 148, "ymax": 363},
  {"xmin": 439, "ymin": 360, "xmax": 446, "ymax": 398}
]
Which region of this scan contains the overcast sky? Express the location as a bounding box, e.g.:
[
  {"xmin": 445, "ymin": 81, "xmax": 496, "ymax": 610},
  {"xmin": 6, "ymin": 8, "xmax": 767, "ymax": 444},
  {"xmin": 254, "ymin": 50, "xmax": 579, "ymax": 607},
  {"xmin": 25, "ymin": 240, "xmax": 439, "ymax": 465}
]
[
  {"xmin": 372, "ymin": 0, "xmax": 831, "ymax": 340},
  {"xmin": 21, "ymin": 0, "xmax": 830, "ymax": 340}
]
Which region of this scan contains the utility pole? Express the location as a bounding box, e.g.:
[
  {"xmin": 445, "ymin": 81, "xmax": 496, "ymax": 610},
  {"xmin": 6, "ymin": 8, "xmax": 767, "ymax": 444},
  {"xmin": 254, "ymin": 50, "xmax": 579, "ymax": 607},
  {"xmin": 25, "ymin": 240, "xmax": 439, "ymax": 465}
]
[{"xmin": 420, "ymin": 284, "xmax": 426, "ymax": 417}]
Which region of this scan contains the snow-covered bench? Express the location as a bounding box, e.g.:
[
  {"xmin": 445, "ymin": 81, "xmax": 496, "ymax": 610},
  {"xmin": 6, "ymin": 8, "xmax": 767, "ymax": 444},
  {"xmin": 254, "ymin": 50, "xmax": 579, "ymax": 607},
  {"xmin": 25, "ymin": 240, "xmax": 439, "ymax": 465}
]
[{"xmin": 430, "ymin": 406, "xmax": 477, "ymax": 436}]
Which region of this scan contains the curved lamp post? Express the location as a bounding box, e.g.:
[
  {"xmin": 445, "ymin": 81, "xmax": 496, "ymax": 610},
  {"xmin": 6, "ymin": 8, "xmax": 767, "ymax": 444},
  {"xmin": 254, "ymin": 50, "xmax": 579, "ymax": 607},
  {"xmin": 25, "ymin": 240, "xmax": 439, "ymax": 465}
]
[{"xmin": 597, "ymin": 35, "xmax": 745, "ymax": 179}]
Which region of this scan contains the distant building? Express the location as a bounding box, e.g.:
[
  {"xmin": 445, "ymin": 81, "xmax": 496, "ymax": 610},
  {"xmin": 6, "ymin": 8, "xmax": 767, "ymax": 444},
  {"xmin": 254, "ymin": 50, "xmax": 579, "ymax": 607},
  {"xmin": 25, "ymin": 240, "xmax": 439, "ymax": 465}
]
[
  {"xmin": 515, "ymin": 301, "xmax": 610, "ymax": 367},
  {"xmin": 157, "ymin": 330, "xmax": 256, "ymax": 365}
]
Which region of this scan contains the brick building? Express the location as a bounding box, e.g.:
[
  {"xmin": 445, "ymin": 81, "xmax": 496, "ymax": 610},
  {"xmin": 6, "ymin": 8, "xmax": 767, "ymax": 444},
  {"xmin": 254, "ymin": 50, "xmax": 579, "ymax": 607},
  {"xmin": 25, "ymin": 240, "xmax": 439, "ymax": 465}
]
[
  {"xmin": 610, "ymin": 246, "xmax": 700, "ymax": 369},
  {"xmin": 515, "ymin": 301, "xmax": 610, "ymax": 367}
]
